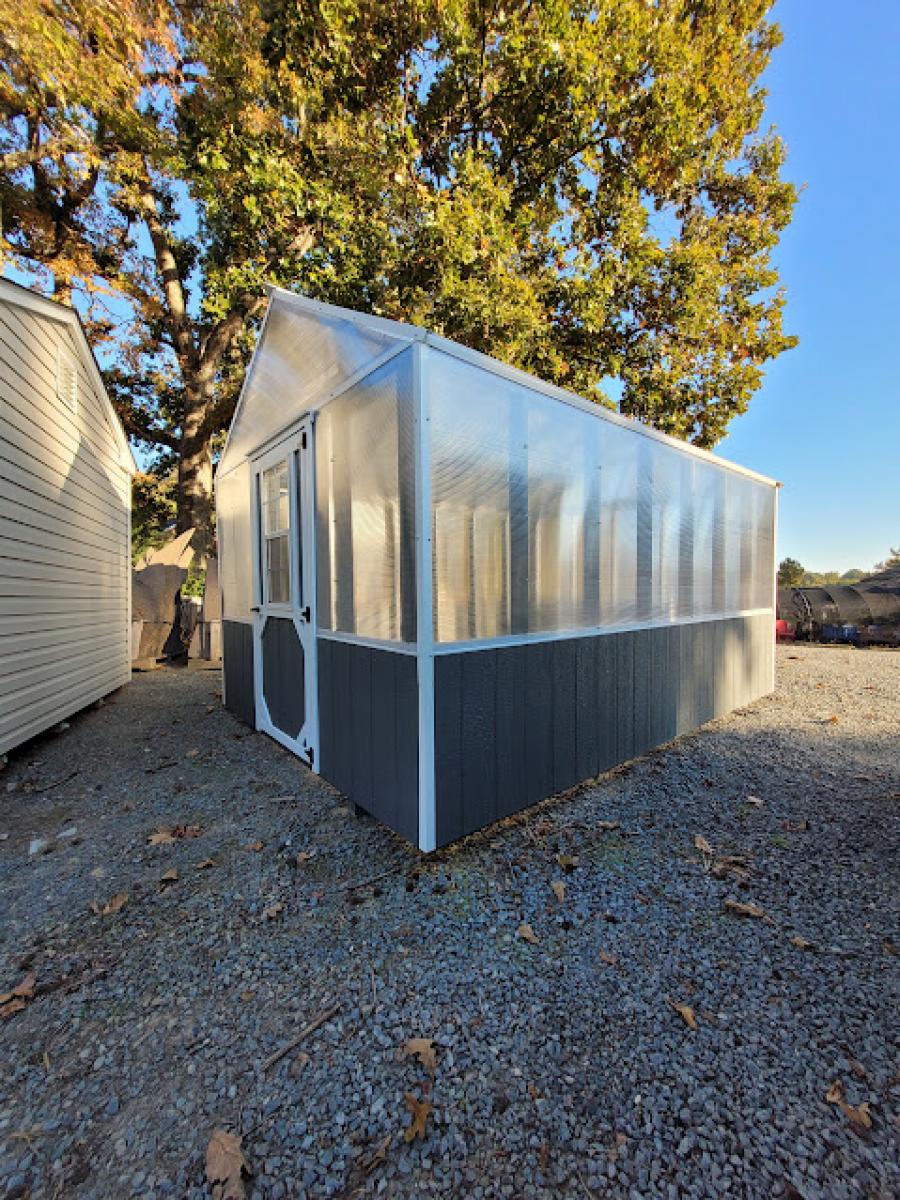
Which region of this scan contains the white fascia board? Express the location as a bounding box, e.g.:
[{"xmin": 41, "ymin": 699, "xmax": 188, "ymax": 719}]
[
  {"xmin": 424, "ymin": 333, "xmax": 779, "ymax": 490},
  {"xmin": 0, "ymin": 277, "xmax": 136, "ymax": 475},
  {"xmin": 217, "ymin": 300, "xmax": 275, "ymax": 478}
]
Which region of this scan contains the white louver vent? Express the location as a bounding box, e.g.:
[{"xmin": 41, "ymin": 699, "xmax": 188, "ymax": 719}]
[{"xmin": 56, "ymin": 346, "xmax": 78, "ymax": 413}]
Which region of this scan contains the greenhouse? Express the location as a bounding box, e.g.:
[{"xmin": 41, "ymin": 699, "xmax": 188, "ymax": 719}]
[{"xmin": 216, "ymin": 288, "xmax": 777, "ymax": 851}]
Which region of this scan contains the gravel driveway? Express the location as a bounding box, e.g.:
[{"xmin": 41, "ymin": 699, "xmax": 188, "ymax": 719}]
[{"xmin": 0, "ymin": 646, "xmax": 898, "ymax": 1200}]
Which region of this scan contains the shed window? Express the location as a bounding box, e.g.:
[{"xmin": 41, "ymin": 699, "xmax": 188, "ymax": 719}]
[
  {"xmin": 56, "ymin": 346, "xmax": 78, "ymax": 412},
  {"xmin": 261, "ymin": 460, "xmax": 291, "ymax": 604}
]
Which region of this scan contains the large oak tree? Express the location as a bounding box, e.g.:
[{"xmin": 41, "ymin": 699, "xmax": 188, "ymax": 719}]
[{"xmin": 1, "ymin": 0, "xmax": 797, "ymax": 551}]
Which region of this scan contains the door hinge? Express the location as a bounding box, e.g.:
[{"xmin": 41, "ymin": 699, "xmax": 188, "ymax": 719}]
[
  {"xmin": 301, "ymin": 430, "xmax": 307, "ymax": 450},
  {"xmin": 300, "ymin": 605, "xmax": 311, "ymax": 623}
]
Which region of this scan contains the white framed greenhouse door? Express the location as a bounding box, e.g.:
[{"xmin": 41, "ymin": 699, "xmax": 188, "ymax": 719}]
[{"xmin": 250, "ymin": 420, "xmax": 318, "ymax": 769}]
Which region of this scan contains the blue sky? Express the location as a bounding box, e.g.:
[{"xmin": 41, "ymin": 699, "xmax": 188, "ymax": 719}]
[{"xmin": 716, "ymin": 0, "xmax": 900, "ymax": 573}]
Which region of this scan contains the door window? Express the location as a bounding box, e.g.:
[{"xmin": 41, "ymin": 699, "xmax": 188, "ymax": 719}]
[{"xmin": 262, "ymin": 460, "xmax": 290, "ymax": 604}]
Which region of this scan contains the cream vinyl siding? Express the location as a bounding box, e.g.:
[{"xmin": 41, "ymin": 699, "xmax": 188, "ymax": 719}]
[{"xmin": 0, "ymin": 284, "xmax": 134, "ymax": 755}]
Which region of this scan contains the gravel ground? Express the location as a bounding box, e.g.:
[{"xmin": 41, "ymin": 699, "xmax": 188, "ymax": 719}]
[{"xmin": 0, "ymin": 645, "xmax": 898, "ymax": 1200}]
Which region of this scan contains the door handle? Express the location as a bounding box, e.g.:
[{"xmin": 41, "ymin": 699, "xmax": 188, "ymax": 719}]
[{"xmin": 300, "ymin": 606, "xmax": 311, "ymax": 623}]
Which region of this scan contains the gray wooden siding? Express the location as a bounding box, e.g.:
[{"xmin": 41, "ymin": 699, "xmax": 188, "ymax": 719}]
[
  {"xmin": 434, "ymin": 613, "xmax": 773, "ymax": 846},
  {"xmin": 222, "ymin": 620, "xmax": 256, "ymax": 728},
  {"xmin": 0, "ymin": 297, "xmax": 131, "ymax": 755},
  {"xmin": 317, "ymin": 638, "xmax": 418, "ymax": 845}
]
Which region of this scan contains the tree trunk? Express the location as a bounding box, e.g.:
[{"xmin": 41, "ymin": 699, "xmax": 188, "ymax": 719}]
[{"xmin": 176, "ymin": 382, "xmax": 215, "ymax": 560}]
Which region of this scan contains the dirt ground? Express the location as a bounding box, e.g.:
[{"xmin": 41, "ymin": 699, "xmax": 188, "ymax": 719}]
[{"xmin": 0, "ymin": 645, "xmax": 897, "ymax": 1200}]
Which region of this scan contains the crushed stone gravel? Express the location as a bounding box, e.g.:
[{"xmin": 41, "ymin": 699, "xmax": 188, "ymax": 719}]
[{"xmin": 0, "ymin": 646, "xmax": 898, "ymax": 1199}]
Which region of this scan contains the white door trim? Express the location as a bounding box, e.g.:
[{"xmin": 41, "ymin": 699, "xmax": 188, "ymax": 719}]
[{"xmin": 249, "ymin": 421, "xmax": 319, "ymax": 769}]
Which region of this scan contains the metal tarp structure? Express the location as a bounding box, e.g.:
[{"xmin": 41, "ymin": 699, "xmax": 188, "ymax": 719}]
[{"xmin": 217, "ymin": 289, "xmax": 778, "ymax": 850}]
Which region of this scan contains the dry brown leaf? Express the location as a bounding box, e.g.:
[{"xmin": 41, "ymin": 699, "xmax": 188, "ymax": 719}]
[
  {"xmin": 195, "ymin": 859, "xmax": 216, "ymax": 870},
  {"xmin": 90, "ymin": 892, "xmax": 128, "ymax": 917},
  {"xmin": 598, "ymin": 950, "xmax": 619, "ymax": 967},
  {"xmin": 403, "ymin": 1093, "xmax": 432, "ymax": 1143},
  {"xmin": 206, "ymin": 1128, "xmax": 249, "ymax": 1200},
  {"xmin": 827, "ymin": 715, "xmax": 840, "ymax": 724},
  {"xmin": 362, "ymin": 1133, "xmax": 391, "ymax": 1173},
  {"xmin": 185, "ymin": 748, "xmax": 200, "ymax": 758},
  {"xmin": 556, "ymin": 854, "xmax": 578, "ymax": 872},
  {"xmin": 723, "ymin": 898, "xmax": 769, "ymax": 921},
  {"xmin": 668, "ymin": 998, "xmax": 698, "ymax": 1031},
  {"xmin": 243, "ymin": 841, "xmax": 264, "ymax": 852},
  {"xmin": 527, "ymin": 1082, "xmax": 542, "ymax": 1101},
  {"xmin": 883, "ymin": 938, "xmax": 896, "ymax": 956},
  {"xmin": 790, "ymin": 935, "xmax": 815, "ymax": 951},
  {"xmin": 148, "ymin": 830, "xmax": 177, "ymax": 845},
  {"xmin": 402, "ymin": 1037, "xmax": 437, "ymax": 1074},
  {"xmin": 550, "ymin": 880, "xmax": 566, "ymax": 903},
  {"xmin": 239, "ymin": 990, "xmax": 254, "ymax": 1003},
  {"xmin": 517, "ymin": 922, "xmax": 539, "ymax": 945},
  {"xmin": 538, "ymin": 1142, "xmax": 550, "ymax": 1170},
  {"xmin": 746, "ymin": 795, "xmax": 764, "ymax": 807},
  {"xmin": 262, "ymin": 901, "xmax": 284, "ymax": 920},
  {"xmin": 295, "ymin": 850, "xmax": 314, "ymax": 864},
  {"xmin": 694, "ymin": 834, "xmax": 714, "ymax": 855},
  {"xmin": 607, "ymin": 1132, "xmax": 627, "ymax": 1163},
  {"xmin": 781, "ymin": 819, "xmax": 809, "ymax": 833},
  {"xmin": 159, "ymin": 868, "xmax": 179, "ymax": 885},
  {"xmin": 596, "ymin": 820, "xmax": 620, "ymax": 832},
  {"xmin": 824, "ymin": 1079, "xmax": 873, "ymax": 1135},
  {"xmin": 0, "ymin": 972, "xmax": 36, "ymax": 1019},
  {"xmin": 0, "ymin": 972, "xmax": 36, "ymax": 1005}
]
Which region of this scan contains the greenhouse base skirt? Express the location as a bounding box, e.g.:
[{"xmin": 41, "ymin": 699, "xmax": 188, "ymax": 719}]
[{"xmin": 222, "ymin": 613, "xmax": 773, "ymax": 850}]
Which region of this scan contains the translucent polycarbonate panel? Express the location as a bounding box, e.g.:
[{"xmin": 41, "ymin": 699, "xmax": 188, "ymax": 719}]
[
  {"xmin": 216, "ymin": 460, "xmax": 254, "ymax": 620},
  {"xmin": 221, "ymin": 295, "xmax": 407, "ymax": 473},
  {"xmin": 428, "ymin": 348, "xmax": 775, "ymax": 643},
  {"xmin": 315, "ymin": 349, "xmax": 416, "ymax": 641}
]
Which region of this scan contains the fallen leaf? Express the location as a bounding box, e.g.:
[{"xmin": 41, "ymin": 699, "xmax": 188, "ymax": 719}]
[
  {"xmin": 596, "ymin": 820, "xmax": 620, "ymax": 833},
  {"xmin": 159, "ymin": 868, "xmax": 179, "ymax": 885},
  {"xmin": 185, "ymin": 748, "xmax": 200, "ymax": 758},
  {"xmin": 403, "ymin": 1093, "xmax": 432, "ymax": 1143},
  {"xmin": 527, "ymin": 1082, "xmax": 542, "ymax": 1101},
  {"xmin": 517, "ymin": 922, "xmax": 539, "ymax": 945},
  {"xmin": 723, "ymin": 898, "xmax": 769, "ymax": 921},
  {"xmin": 790, "ymin": 935, "xmax": 815, "ymax": 951},
  {"xmin": 694, "ymin": 834, "xmax": 714, "ymax": 855},
  {"xmin": 556, "ymin": 854, "xmax": 578, "ymax": 872},
  {"xmin": 550, "ymin": 880, "xmax": 566, "ymax": 903},
  {"xmin": 362, "ymin": 1133, "xmax": 391, "ymax": 1173},
  {"xmin": 89, "ymin": 867, "xmax": 106, "ymax": 880},
  {"xmin": 824, "ymin": 1079, "xmax": 873, "ymax": 1135},
  {"xmin": 746, "ymin": 795, "xmax": 764, "ymax": 807},
  {"xmin": 243, "ymin": 841, "xmax": 264, "ymax": 852},
  {"xmin": 607, "ymin": 1132, "xmax": 627, "ymax": 1163},
  {"xmin": 402, "ymin": 1037, "xmax": 437, "ymax": 1074},
  {"xmin": 195, "ymin": 859, "xmax": 216, "ymax": 870},
  {"xmin": 781, "ymin": 819, "xmax": 809, "ymax": 833},
  {"xmin": 668, "ymin": 997, "xmax": 698, "ymax": 1031},
  {"xmin": 295, "ymin": 850, "xmax": 314, "ymax": 864},
  {"xmin": 206, "ymin": 1128, "xmax": 249, "ymax": 1200},
  {"xmin": 883, "ymin": 938, "xmax": 896, "ymax": 956},
  {"xmin": 844, "ymin": 1051, "xmax": 869, "ymax": 1082},
  {"xmin": 90, "ymin": 892, "xmax": 128, "ymax": 917},
  {"xmin": 827, "ymin": 715, "xmax": 840, "ymax": 724},
  {"xmin": 538, "ymin": 1141, "xmax": 550, "ymax": 1170},
  {"xmin": 289, "ymin": 1050, "xmax": 310, "ymax": 1078},
  {"xmin": 598, "ymin": 950, "xmax": 619, "ymax": 967},
  {"xmin": 262, "ymin": 901, "xmax": 284, "ymax": 919},
  {"xmin": 0, "ymin": 972, "xmax": 36, "ymax": 1005},
  {"xmin": 239, "ymin": 990, "xmax": 254, "ymax": 1003},
  {"xmin": 0, "ymin": 971, "xmax": 36, "ymax": 1019},
  {"xmin": 148, "ymin": 830, "xmax": 177, "ymax": 845}
]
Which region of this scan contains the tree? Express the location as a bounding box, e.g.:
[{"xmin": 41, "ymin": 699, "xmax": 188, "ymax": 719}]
[
  {"xmin": 872, "ymin": 546, "xmax": 900, "ymax": 574},
  {"xmin": 2, "ymin": 0, "xmax": 797, "ymax": 551},
  {"xmin": 778, "ymin": 557, "xmax": 804, "ymax": 588}
]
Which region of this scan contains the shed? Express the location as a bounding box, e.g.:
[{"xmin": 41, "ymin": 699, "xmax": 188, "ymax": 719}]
[
  {"xmin": 217, "ymin": 288, "xmax": 777, "ymax": 851},
  {"xmin": 0, "ymin": 278, "xmax": 135, "ymax": 756}
]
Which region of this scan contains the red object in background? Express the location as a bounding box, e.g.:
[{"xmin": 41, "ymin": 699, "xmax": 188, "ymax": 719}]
[{"xmin": 775, "ymin": 619, "xmax": 796, "ymax": 642}]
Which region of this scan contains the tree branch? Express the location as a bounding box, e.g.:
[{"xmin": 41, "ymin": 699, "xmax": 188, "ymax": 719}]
[{"xmin": 137, "ymin": 176, "xmax": 198, "ymax": 376}]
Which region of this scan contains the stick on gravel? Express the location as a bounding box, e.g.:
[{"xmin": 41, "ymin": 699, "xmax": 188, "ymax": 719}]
[{"xmin": 261, "ymin": 1004, "xmax": 341, "ymax": 1071}]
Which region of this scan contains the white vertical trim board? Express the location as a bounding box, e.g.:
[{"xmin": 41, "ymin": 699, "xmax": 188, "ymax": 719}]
[{"xmin": 414, "ymin": 342, "xmax": 437, "ymax": 853}]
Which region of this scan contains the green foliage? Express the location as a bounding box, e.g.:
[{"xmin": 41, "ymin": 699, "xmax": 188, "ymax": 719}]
[
  {"xmin": 132, "ymin": 468, "xmax": 177, "ymax": 562},
  {"xmin": 3, "ymin": 0, "xmax": 799, "ymax": 540},
  {"xmin": 181, "ymin": 560, "xmax": 207, "ymax": 599},
  {"xmin": 777, "ymin": 557, "xmax": 804, "ymax": 588},
  {"xmin": 873, "ymin": 546, "xmax": 900, "ymax": 573}
]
